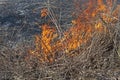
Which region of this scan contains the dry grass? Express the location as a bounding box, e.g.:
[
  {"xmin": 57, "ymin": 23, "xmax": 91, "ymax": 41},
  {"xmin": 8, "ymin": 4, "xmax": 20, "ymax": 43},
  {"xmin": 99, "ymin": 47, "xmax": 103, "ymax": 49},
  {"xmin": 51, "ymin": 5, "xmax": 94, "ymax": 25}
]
[{"xmin": 0, "ymin": 0, "xmax": 120, "ymax": 80}]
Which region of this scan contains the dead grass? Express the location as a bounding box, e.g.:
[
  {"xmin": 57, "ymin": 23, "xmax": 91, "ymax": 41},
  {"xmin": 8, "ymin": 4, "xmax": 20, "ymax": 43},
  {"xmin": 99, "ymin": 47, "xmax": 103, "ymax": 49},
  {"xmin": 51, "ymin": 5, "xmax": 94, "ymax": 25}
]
[{"xmin": 0, "ymin": 0, "xmax": 120, "ymax": 80}]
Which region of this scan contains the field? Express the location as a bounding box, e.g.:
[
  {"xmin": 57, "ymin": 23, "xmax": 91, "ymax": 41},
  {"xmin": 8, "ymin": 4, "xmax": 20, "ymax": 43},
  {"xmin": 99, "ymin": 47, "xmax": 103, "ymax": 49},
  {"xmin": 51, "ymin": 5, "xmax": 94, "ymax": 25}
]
[{"xmin": 0, "ymin": 0, "xmax": 120, "ymax": 80}]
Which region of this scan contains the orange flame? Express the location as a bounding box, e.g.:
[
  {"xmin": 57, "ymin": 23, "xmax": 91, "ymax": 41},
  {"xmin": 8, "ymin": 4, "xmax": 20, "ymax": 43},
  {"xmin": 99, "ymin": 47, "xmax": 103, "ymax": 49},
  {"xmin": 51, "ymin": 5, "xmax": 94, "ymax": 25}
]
[
  {"xmin": 29, "ymin": 0, "xmax": 119, "ymax": 63},
  {"xmin": 41, "ymin": 8, "xmax": 48, "ymax": 17}
]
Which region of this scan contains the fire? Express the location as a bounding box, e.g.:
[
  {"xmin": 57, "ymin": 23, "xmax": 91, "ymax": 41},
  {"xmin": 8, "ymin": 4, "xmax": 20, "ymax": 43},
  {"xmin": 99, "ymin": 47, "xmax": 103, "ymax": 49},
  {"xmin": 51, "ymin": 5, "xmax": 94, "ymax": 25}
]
[
  {"xmin": 41, "ymin": 8, "xmax": 48, "ymax": 17},
  {"xmin": 29, "ymin": 0, "xmax": 119, "ymax": 63},
  {"xmin": 41, "ymin": 24, "xmax": 57, "ymax": 53}
]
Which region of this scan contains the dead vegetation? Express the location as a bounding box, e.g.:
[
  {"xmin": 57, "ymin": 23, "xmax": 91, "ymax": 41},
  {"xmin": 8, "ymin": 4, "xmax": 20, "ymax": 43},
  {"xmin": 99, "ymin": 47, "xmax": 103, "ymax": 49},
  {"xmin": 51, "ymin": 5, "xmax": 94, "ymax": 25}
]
[{"xmin": 0, "ymin": 0, "xmax": 120, "ymax": 80}]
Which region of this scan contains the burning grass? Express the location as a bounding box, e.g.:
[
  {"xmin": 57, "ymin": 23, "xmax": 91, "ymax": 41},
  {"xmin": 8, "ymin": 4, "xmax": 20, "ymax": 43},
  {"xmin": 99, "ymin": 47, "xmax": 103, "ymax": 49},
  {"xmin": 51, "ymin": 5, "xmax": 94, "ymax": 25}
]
[
  {"xmin": 0, "ymin": 0, "xmax": 120, "ymax": 80},
  {"xmin": 29, "ymin": 0, "xmax": 120, "ymax": 63},
  {"xmin": 27, "ymin": 0, "xmax": 120, "ymax": 79}
]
